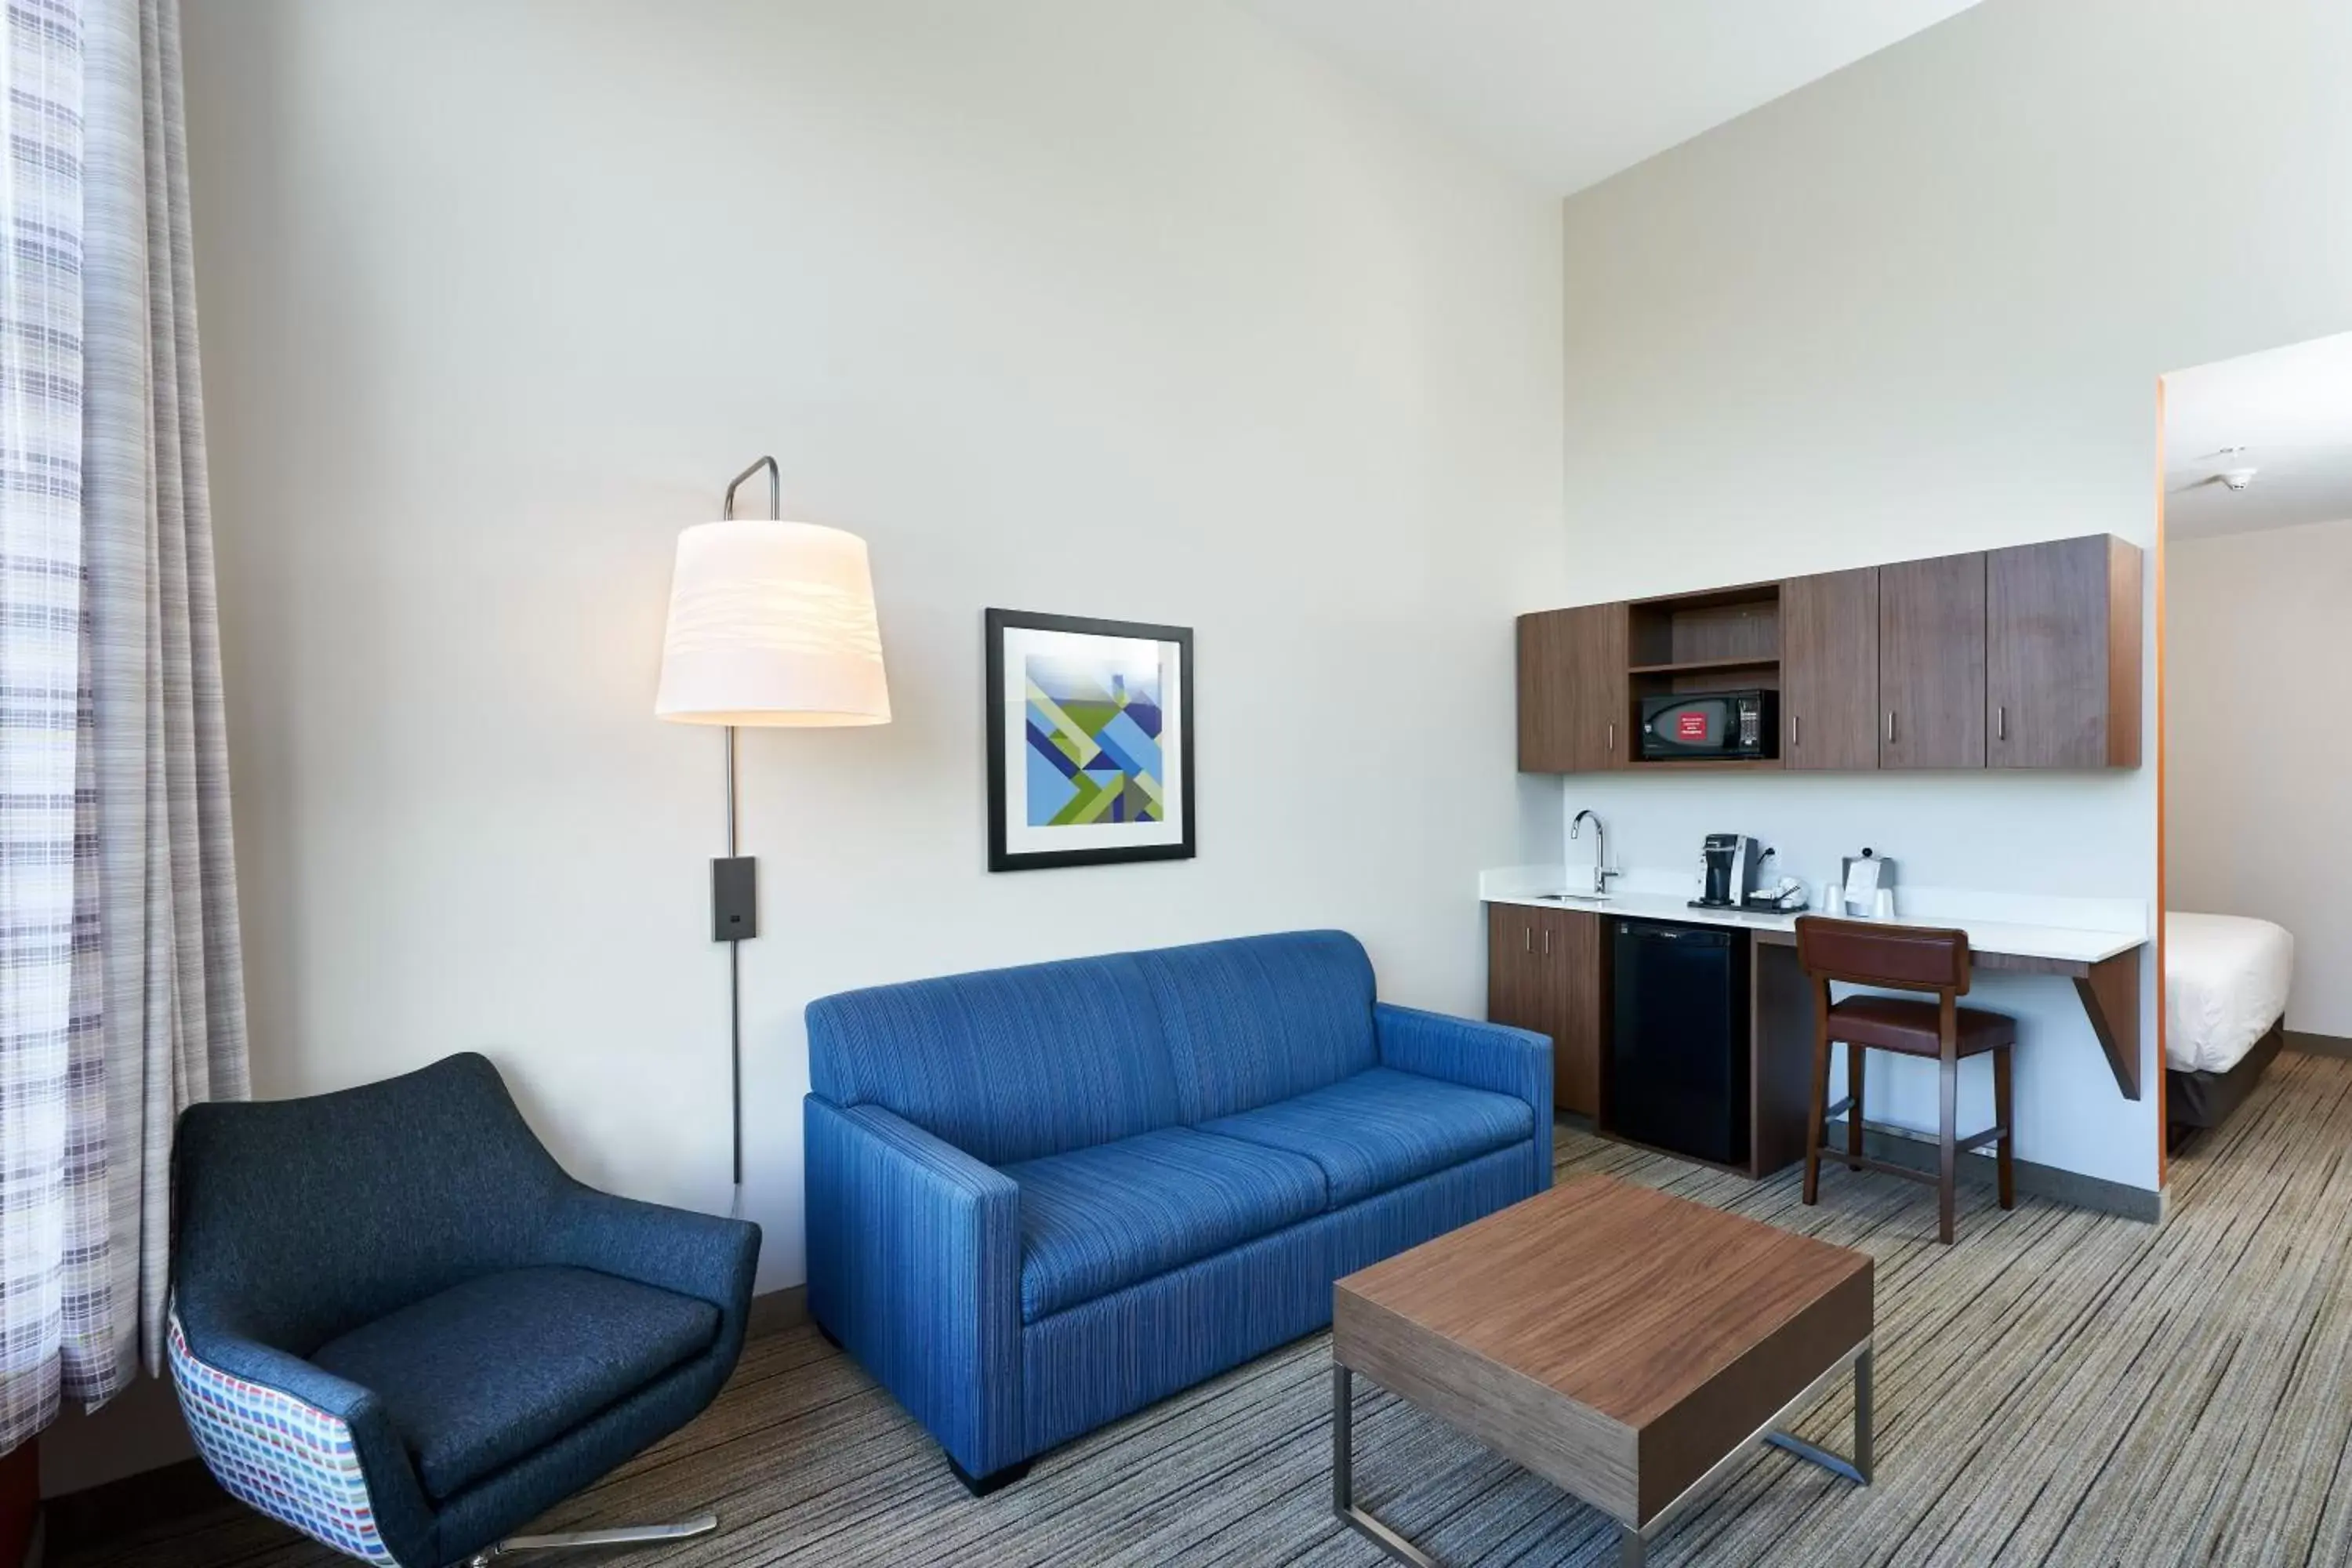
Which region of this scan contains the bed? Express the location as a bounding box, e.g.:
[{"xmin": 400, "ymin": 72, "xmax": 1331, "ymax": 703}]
[{"xmin": 2166, "ymin": 912, "xmax": 2296, "ymax": 1143}]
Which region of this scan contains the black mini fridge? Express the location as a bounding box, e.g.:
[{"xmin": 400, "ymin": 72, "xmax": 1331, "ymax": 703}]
[{"xmin": 1610, "ymin": 919, "xmax": 1751, "ymax": 1166}]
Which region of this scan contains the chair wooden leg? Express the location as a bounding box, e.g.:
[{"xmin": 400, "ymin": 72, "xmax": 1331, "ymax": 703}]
[
  {"xmin": 1994, "ymin": 1044, "xmax": 2016, "ymax": 1210},
  {"xmin": 1846, "ymin": 1041, "xmax": 1866, "ymax": 1172},
  {"xmin": 1936, "ymin": 1048, "xmax": 1959, "ymax": 1244},
  {"xmin": 1802, "ymin": 1021, "xmax": 1831, "ymax": 1207}
]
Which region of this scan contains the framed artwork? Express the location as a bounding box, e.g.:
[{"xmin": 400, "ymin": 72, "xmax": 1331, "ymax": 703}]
[{"xmin": 985, "ymin": 608, "xmax": 1194, "ymax": 873}]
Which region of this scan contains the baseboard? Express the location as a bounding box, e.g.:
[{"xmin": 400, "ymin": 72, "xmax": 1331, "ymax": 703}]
[
  {"xmin": 749, "ymin": 1283, "xmax": 808, "ymax": 1338},
  {"xmin": 2285, "ymin": 1031, "xmax": 2352, "ymax": 1060},
  {"xmin": 1828, "ymin": 1119, "xmax": 2164, "ymax": 1223}
]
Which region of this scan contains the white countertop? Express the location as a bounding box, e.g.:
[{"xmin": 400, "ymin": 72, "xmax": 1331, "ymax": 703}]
[{"xmin": 1479, "ymin": 868, "xmax": 2147, "ymax": 967}]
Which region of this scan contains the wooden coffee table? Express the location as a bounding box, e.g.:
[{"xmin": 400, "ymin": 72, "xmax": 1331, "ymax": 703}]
[{"xmin": 1331, "ymin": 1174, "xmax": 1873, "ymax": 1566}]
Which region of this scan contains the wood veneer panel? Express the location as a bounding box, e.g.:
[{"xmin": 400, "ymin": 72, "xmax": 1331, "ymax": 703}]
[
  {"xmin": 1751, "ymin": 938, "xmax": 1817, "ymax": 1178},
  {"xmin": 1880, "ymin": 552, "xmax": 1987, "ymax": 769},
  {"xmin": 1556, "ymin": 908, "xmax": 1606, "ymax": 1119},
  {"xmin": 1517, "ymin": 604, "xmax": 1628, "ymax": 771},
  {"xmin": 1487, "ymin": 907, "xmax": 1605, "ymax": 1118},
  {"xmin": 1487, "ymin": 903, "xmax": 1549, "ymax": 1037},
  {"xmin": 1985, "ymin": 535, "xmax": 2136, "ymax": 771},
  {"xmin": 1569, "ymin": 602, "xmax": 1631, "ymax": 771},
  {"xmin": 1517, "ymin": 611, "xmax": 1577, "ymax": 772},
  {"xmin": 1782, "ymin": 567, "xmax": 1880, "ymax": 771},
  {"xmin": 1334, "ymin": 1175, "xmax": 1873, "ymax": 1526},
  {"xmin": 2077, "ymin": 946, "xmax": 2143, "ymax": 1101},
  {"xmin": 2108, "ymin": 534, "xmax": 2144, "ymax": 768}
]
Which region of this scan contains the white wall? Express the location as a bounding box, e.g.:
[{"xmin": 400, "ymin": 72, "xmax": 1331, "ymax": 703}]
[
  {"xmin": 1550, "ymin": 0, "xmax": 2352, "ymax": 1191},
  {"xmin": 2167, "ymin": 517, "xmax": 2352, "ymax": 1036},
  {"xmin": 177, "ymin": 1, "xmax": 1566, "ymax": 1294}
]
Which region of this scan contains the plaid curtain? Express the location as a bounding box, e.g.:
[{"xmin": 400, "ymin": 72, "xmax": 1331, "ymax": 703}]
[
  {"xmin": 0, "ymin": 0, "xmax": 245, "ymax": 1456},
  {"xmin": 0, "ymin": 0, "xmax": 107, "ymax": 1457},
  {"xmin": 82, "ymin": 0, "xmax": 249, "ymax": 1384}
]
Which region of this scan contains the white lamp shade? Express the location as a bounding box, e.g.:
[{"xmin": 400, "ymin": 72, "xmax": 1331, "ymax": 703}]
[{"xmin": 655, "ymin": 519, "xmax": 891, "ymax": 726}]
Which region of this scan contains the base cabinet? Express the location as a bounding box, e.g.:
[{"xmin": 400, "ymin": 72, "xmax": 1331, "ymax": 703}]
[{"xmin": 1486, "ymin": 904, "xmax": 1606, "ymax": 1118}]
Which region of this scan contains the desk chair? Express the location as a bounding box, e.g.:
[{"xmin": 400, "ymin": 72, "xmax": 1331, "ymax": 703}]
[{"xmin": 1795, "ymin": 917, "xmax": 2016, "ymax": 1244}]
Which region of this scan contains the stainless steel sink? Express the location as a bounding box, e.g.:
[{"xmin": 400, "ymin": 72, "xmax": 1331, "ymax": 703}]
[{"xmin": 1534, "ymin": 891, "xmax": 1613, "ymax": 905}]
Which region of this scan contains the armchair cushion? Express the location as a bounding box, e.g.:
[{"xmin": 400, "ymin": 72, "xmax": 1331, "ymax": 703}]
[
  {"xmin": 1198, "ymin": 1066, "xmax": 1534, "ymax": 1207},
  {"xmin": 308, "ymin": 1265, "xmax": 719, "ymax": 1501},
  {"xmin": 1002, "ymin": 1127, "xmax": 1327, "ymax": 1322}
]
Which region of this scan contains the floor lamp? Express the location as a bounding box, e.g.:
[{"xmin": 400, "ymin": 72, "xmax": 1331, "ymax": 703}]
[{"xmin": 654, "ymin": 456, "xmax": 891, "ymax": 1212}]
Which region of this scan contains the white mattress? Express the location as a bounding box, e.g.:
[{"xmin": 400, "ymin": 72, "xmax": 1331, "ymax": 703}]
[{"xmin": 2165, "ymin": 913, "xmax": 2295, "ymax": 1075}]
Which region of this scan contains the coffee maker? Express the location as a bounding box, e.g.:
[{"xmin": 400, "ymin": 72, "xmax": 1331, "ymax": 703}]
[{"xmin": 1692, "ymin": 833, "xmax": 1763, "ymax": 909}]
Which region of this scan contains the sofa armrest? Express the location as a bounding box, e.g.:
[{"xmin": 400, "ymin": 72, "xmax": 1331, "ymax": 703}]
[
  {"xmin": 804, "ymin": 1095, "xmax": 1023, "ymax": 1478},
  {"xmin": 1375, "ymin": 1002, "xmax": 1552, "ymax": 1185},
  {"xmin": 168, "ymin": 1316, "xmax": 439, "ymax": 1568},
  {"xmin": 544, "ymin": 1186, "xmax": 761, "ymax": 1334}
]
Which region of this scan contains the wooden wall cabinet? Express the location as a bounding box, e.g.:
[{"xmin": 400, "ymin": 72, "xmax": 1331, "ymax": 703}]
[
  {"xmin": 1519, "ymin": 534, "xmax": 2140, "ymax": 773},
  {"xmin": 1517, "ymin": 602, "xmax": 1628, "ymax": 773},
  {"xmin": 1878, "ymin": 551, "xmax": 1988, "ymax": 769},
  {"xmin": 1486, "ymin": 903, "xmax": 1606, "ymax": 1118},
  {"xmin": 1780, "ymin": 567, "xmax": 1880, "ymax": 771},
  {"xmin": 1987, "ymin": 535, "xmax": 2143, "ymax": 768}
]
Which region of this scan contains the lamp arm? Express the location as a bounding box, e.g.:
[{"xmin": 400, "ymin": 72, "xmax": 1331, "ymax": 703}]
[{"xmin": 721, "ymin": 455, "xmax": 781, "ymax": 521}]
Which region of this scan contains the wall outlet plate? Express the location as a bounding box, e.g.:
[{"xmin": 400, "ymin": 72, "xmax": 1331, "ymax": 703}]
[{"xmin": 712, "ymin": 855, "xmax": 757, "ymax": 942}]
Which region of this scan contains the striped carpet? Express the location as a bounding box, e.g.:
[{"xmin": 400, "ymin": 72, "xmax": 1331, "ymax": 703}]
[{"xmin": 67, "ymin": 1049, "xmax": 2352, "ymax": 1568}]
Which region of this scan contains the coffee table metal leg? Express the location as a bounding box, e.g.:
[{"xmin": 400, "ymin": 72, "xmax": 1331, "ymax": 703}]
[
  {"xmin": 1857, "ymin": 1345, "xmax": 1873, "ymax": 1482},
  {"xmin": 1331, "ymin": 1365, "xmax": 1438, "ymax": 1568},
  {"xmin": 1762, "ymin": 1344, "xmax": 1872, "ymax": 1485}
]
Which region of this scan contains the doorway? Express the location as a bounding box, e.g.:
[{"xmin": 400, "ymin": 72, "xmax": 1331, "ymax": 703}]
[{"xmin": 2158, "ymin": 328, "xmax": 2352, "ymax": 1166}]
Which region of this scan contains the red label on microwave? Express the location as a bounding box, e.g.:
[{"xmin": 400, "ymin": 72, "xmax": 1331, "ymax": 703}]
[{"xmin": 1676, "ymin": 712, "xmax": 1709, "ymax": 740}]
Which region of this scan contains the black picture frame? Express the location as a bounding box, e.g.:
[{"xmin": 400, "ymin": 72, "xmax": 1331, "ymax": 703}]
[{"xmin": 985, "ymin": 608, "xmax": 1196, "ymax": 873}]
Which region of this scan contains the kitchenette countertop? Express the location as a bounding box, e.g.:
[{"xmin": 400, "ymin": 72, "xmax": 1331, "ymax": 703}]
[{"xmin": 1479, "ymin": 868, "xmax": 2149, "ymax": 969}]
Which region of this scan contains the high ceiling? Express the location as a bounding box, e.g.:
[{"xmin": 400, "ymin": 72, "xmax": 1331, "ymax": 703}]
[
  {"xmin": 1238, "ymin": 0, "xmax": 1984, "ymax": 194},
  {"xmin": 2165, "ymin": 332, "xmax": 2352, "ymax": 542}
]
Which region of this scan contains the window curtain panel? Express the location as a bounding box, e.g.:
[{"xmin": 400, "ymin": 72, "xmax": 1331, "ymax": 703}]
[{"xmin": 0, "ymin": 0, "xmax": 246, "ymax": 1455}]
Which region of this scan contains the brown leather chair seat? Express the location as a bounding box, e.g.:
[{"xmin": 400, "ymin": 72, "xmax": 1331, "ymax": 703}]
[
  {"xmin": 1796, "ymin": 916, "xmax": 2017, "ymax": 1244},
  {"xmin": 1827, "ymin": 995, "xmax": 2018, "ymax": 1058}
]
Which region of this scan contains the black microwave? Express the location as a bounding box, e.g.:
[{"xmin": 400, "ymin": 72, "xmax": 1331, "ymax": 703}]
[{"xmin": 1639, "ymin": 689, "xmax": 1778, "ymax": 760}]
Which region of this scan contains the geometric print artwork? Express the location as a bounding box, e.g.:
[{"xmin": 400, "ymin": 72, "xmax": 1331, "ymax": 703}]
[
  {"xmin": 167, "ymin": 1316, "xmax": 403, "ymax": 1566},
  {"xmin": 1024, "ymin": 653, "xmax": 1164, "ymax": 828}
]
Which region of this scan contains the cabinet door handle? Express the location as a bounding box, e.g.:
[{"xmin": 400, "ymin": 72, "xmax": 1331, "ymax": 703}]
[
  {"xmin": 1542, "ymin": 927, "xmax": 1552, "ymax": 955},
  {"xmin": 1607, "ymin": 721, "xmax": 1616, "ymax": 754},
  {"xmin": 1792, "ymin": 713, "xmax": 1800, "ymax": 748},
  {"xmin": 1886, "ymin": 711, "xmax": 1897, "ymax": 744},
  {"xmin": 1996, "ymin": 703, "xmax": 2007, "ymax": 742},
  {"xmin": 1523, "ymin": 927, "xmax": 1532, "ymax": 953}
]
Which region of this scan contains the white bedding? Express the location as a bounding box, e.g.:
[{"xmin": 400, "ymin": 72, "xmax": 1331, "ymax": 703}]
[{"xmin": 2165, "ymin": 913, "xmax": 2295, "ymax": 1075}]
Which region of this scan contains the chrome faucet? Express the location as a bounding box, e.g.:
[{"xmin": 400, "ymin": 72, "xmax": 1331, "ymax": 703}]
[{"xmin": 1569, "ymin": 810, "xmax": 1620, "ymax": 896}]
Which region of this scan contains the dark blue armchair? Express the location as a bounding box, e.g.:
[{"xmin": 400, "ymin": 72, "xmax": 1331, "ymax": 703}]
[{"xmin": 169, "ymin": 1053, "xmax": 760, "ymax": 1568}]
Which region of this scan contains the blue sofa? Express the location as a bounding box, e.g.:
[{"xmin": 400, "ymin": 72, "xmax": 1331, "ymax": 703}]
[{"xmin": 804, "ymin": 930, "xmax": 1551, "ymax": 1490}]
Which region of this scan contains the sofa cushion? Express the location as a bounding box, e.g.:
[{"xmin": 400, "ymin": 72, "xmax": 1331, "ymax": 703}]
[
  {"xmin": 807, "ymin": 953, "xmax": 1181, "ymax": 1166},
  {"xmin": 310, "ymin": 1265, "xmax": 719, "ymax": 1501},
  {"xmin": 1003, "ymin": 1127, "xmax": 1328, "ymax": 1322},
  {"xmin": 1135, "ymin": 931, "xmax": 1379, "ymax": 1122},
  {"xmin": 1198, "ymin": 1067, "xmax": 1534, "ymax": 1207}
]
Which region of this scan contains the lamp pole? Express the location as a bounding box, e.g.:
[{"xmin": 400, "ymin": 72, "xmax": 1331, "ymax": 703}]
[
  {"xmin": 655, "ymin": 452, "xmax": 888, "ymax": 1220},
  {"xmin": 716, "ymin": 455, "xmax": 779, "ymax": 1207}
]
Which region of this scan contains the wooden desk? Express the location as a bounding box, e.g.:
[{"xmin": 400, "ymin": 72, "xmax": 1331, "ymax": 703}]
[
  {"xmin": 1486, "ymin": 891, "xmax": 2151, "ymax": 1178},
  {"xmin": 1752, "ymin": 929, "xmax": 2143, "ymax": 1100}
]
